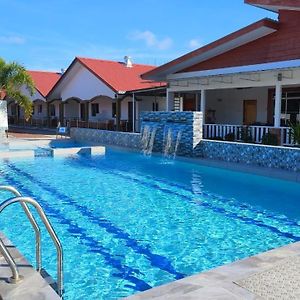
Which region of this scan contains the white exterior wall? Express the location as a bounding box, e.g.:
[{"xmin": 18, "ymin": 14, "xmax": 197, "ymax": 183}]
[
  {"xmin": 207, "ymin": 87, "xmax": 269, "ymax": 124},
  {"xmin": 7, "ymin": 86, "xmax": 45, "ymax": 119},
  {"xmin": 0, "ymin": 101, "xmax": 8, "ymax": 134},
  {"xmin": 33, "ymin": 101, "xmax": 47, "ymax": 119},
  {"xmin": 89, "ymin": 98, "xmax": 113, "ymax": 121},
  {"xmin": 64, "ymin": 100, "xmax": 79, "ymax": 119},
  {"xmin": 61, "ymin": 65, "xmax": 115, "ymax": 101},
  {"xmin": 121, "ymin": 96, "xmax": 131, "ymax": 120},
  {"xmin": 138, "ymin": 96, "xmax": 166, "ymax": 113},
  {"xmin": 53, "ymin": 101, "xmax": 60, "ymax": 118},
  {"xmin": 20, "ymin": 85, "xmax": 44, "ymax": 102}
]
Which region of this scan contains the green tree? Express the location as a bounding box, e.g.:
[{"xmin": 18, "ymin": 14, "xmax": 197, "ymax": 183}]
[{"xmin": 0, "ymin": 57, "xmax": 34, "ymax": 119}]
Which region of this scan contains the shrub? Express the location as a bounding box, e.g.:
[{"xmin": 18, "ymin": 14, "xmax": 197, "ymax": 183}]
[
  {"xmin": 262, "ymin": 133, "xmax": 278, "ymax": 146},
  {"xmin": 224, "ymin": 132, "xmax": 235, "ymax": 142},
  {"xmin": 290, "ymin": 122, "xmax": 300, "ymax": 146},
  {"xmin": 239, "ymin": 127, "xmax": 253, "ymax": 143}
]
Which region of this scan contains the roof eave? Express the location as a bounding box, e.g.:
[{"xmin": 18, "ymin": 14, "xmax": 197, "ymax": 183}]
[
  {"xmin": 142, "ymin": 18, "xmax": 279, "ymax": 81},
  {"xmin": 46, "ymin": 57, "xmax": 78, "ymax": 99},
  {"xmin": 245, "ymin": 0, "xmax": 300, "ymax": 12}
]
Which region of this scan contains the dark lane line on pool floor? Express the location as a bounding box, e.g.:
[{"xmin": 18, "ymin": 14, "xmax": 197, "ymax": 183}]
[
  {"xmin": 72, "ymin": 158, "xmax": 300, "ymax": 243},
  {"xmin": 5, "ymin": 162, "xmax": 185, "ymax": 281},
  {"xmin": 2, "ymin": 165, "xmax": 152, "ymax": 292}
]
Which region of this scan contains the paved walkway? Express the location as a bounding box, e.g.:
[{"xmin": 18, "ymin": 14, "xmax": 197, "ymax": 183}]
[
  {"xmin": 126, "ymin": 242, "xmax": 300, "ymax": 300},
  {"xmin": 7, "ymin": 127, "xmax": 57, "ymax": 139}
]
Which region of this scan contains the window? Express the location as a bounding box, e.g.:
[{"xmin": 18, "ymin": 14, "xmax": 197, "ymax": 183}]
[
  {"xmin": 50, "ymin": 104, "xmax": 56, "ymax": 117},
  {"xmin": 279, "ymin": 91, "xmax": 300, "ymax": 125},
  {"xmin": 112, "ymin": 102, "xmax": 117, "ymax": 118},
  {"xmin": 91, "ymin": 103, "xmax": 99, "ymax": 117},
  {"xmin": 38, "ymin": 104, "xmax": 43, "ymax": 114}
]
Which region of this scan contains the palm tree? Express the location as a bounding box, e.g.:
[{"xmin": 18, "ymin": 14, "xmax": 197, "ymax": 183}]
[{"xmin": 0, "ymin": 57, "xmax": 34, "ymax": 119}]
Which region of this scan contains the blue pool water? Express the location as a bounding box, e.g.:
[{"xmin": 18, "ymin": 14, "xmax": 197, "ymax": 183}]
[{"xmin": 0, "ymin": 149, "xmax": 299, "ymax": 299}]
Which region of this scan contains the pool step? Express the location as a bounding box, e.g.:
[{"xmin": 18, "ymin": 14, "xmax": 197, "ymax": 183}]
[{"xmin": 34, "ymin": 146, "xmax": 106, "ymax": 157}]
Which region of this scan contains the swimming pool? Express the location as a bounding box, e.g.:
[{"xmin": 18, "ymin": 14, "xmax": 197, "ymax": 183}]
[{"xmin": 0, "ymin": 149, "xmax": 299, "ymax": 299}]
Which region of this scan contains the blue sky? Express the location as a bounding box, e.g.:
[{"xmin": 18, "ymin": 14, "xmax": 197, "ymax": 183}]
[{"xmin": 0, "ymin": 0, "xmax": 276, "ymax": 71}]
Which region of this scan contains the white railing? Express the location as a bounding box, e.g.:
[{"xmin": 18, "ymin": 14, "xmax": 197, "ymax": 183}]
[{"xmin": 203, "ymin": 124, "xmax": 294, "ymax": 146}]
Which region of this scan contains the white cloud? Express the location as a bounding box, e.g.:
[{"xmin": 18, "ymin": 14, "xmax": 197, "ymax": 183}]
[
  {"xmin": 0, "ymin": 35, "xmax": 26, "ymax": 44},
  {"xmin": 130, "ymin": 30, "xmax": 173, "ymax": 50},
  {"xmin": 188, "ymin": 38, "xmax": 203, "ymax": 49}
]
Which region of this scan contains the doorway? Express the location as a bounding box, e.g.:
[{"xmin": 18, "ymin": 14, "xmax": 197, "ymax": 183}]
[
  {"xmin": 243, "ymin": 100, "xmax": 257, "ymax": 125},
  {"xmin": 183, "ymin": 93, "xmax": 197, "ymax": 111}
]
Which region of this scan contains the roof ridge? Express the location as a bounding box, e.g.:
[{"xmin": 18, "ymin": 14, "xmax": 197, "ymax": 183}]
[
  {"xmin": 27, "ymin": 70, "xmax": 61, "ymax": 75},
  {"xmin": 76, "ymin": 56, "xmax": 157, "ymax": 68}
]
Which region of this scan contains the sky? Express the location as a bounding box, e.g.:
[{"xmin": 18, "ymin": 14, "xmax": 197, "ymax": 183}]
[{"xmin": 0, "ymin": 0, "xmax": 276, "ymax": 71}]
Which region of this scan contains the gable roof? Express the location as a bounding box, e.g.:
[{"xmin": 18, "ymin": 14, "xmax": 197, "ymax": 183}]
[
  {"xmin": 27, "ymin": 70, "xmax": 61, "ymax": 97},
  {"xmin": 245, "ymin": 0, "xmax": 300, "ymax": 12},
  {"xmin": 76, "ymin": 57, "xmax": 165, "ymax": 93},
  {"xmin": 142, "ymin": 18, "xmax": 279, "ymax": 80}
]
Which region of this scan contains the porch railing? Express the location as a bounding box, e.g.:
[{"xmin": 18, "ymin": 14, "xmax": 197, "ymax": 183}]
[
  {"xmin": 203, "ymin": 124, "xmax": 294, "ymax": 146},
  {"xmin": 8, "ymin": 117, "xmax": 58, "ymax": 128},
  {"xmin": 66, "ymin": 119, "xmax": 134, "ymax": 132}
]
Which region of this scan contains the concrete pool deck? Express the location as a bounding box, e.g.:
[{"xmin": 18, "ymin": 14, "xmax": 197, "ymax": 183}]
[
  {"xmin": 126, "ymin": 242, "xmax": 300, "ymax": 300},
  {"xmin": 0, "ymin": 233, "xmax": 60, "ymax": 300}
]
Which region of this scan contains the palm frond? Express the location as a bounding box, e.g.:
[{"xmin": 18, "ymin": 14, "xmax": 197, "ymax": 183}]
[{"xmin": 0, "ymin": 57, "xmax": 34, "ymax": 119}]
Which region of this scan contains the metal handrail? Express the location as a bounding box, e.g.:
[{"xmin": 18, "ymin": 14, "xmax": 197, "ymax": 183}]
[
  {"xmin": 0, "ymin": 238, "xmax": 22, "ymax": 283},
  {"xmin": 0, "ymin": 196, "xmax": 63, "ymax": 296},
  {"xmin": 0, "ymin": 186, "xmax": 42, "ymax": 272}
]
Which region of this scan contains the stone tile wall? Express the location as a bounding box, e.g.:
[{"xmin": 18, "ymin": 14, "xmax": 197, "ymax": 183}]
[
  {"xmin": 71, "ymin": 116, "xmax": 299, "ymax": 173},
  {"xmin": 70, "ymin": 128, "xmax": 141, "ymax": 149},
  {"xmin": 140, "ymin": 111, "xmax": 203, "ymax": 156},
  {"xmin": 195, "ymin": 140, "xmax": 300, "ymax": 172}
]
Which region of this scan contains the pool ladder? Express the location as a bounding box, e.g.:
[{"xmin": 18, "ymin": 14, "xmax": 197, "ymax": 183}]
[{"xmin": 0, "ymin": 186, "xmax": 63, "ymax": 297}]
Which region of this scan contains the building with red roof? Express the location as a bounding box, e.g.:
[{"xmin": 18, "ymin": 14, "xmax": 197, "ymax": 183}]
[
  {"xmin": 142, "ymin": 0, "xmax": 300, "ymax": 145},
  {"xmin": 47, "ymin": 56, "xmax": 166, "ymax": 131},
  {"xmin": 7, "ymin": 70, "xmax": 61, "ymax": 127}
]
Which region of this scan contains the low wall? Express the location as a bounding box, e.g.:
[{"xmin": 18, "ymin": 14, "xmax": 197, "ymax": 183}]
[
  {"xmin": 70, "ymin": 128, "xmax": 141, "ymax": 149},
  {"xmin": 70, "ymin": 127, "xmax": 299, "ymax": 173},
  {"xmin": 195, "ymin": 140, "xmax": 300, "ymax": 172}
]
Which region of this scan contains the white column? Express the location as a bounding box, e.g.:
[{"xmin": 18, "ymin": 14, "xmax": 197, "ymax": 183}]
[
  {"xmin": 166, "ymin": 89, "xmax": 174, "ymax": 111},
  {"xmin": 132, "ymin": 92, "xmax": 135, "ymax": 132},
  {"xmin": 200, "ymin": 89, "xmax": 206, "ymax": 124},
  {"xmin": 274, "ymin": 82, "xmax": 282, "ymax": 128},
  {"xmin": 179, "ymin": 94, "xmax": 183, "ymax": 111}
]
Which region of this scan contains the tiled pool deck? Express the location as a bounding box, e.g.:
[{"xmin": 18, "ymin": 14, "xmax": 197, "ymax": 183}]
[
  {"xmin": 126, "ymin": 242, "xmax": 300, "ymax": 300},
  {"xmin": 0, "ymin": 233, "xmax": 60, "ymax": 300}
]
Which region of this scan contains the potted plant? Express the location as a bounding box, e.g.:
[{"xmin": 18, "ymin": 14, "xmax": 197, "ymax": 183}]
[{"xmin": 262, "ymin": 132, "xmax": 278, "ymax": 146}]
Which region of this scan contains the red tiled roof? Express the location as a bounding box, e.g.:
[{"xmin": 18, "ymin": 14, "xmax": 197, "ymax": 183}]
[
  {"xmin": 76, "ymin": 57, "xmax": 166, "ymax": 93},
  {"xmin": 27, "ymin": 70, "xmax": 61, "ymax": 97}
]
